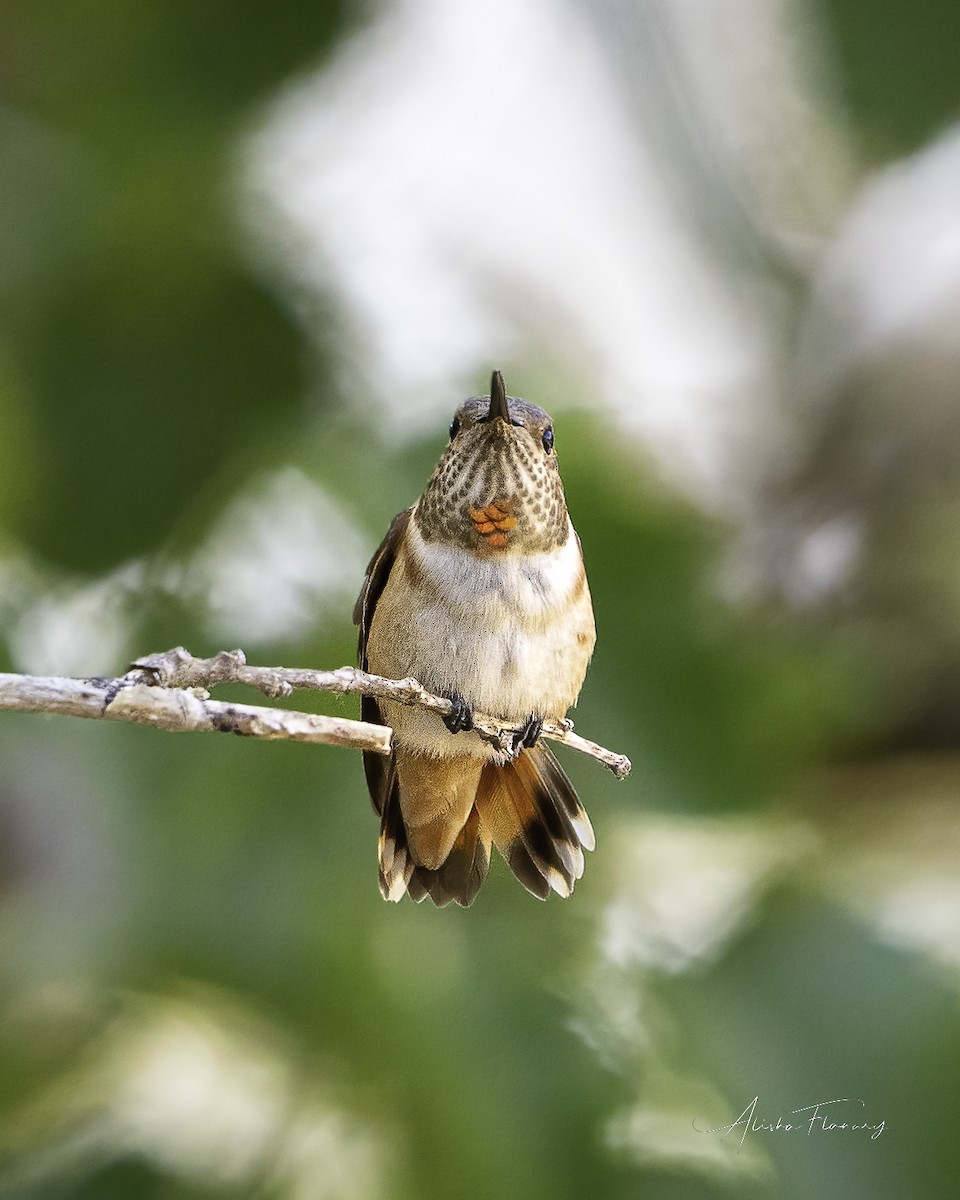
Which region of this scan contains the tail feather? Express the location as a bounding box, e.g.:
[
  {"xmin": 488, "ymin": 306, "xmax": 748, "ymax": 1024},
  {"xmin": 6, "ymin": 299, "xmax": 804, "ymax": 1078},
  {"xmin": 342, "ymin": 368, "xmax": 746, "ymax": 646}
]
[
  {"xmin": 499, "ymin": 765, "xmax": 576, "ymax": 897},
  {"xmin": 375, "ymin": 743, "xmax": 594, "ymax": 906},
  {"xmin": 475, "ymin": 743, "xmax": 594, "ymax": 900},
  {"xmin": 396, "ymin": 754, "xmax": 481, "ymax": 871},
  {"xmin": 378, "ymin": 773, "xmax": 415, "ymax": 902},
  {"xmin": 378, "ymin": 754, "xmax": 490, "ymax": 906},
  {"xmin": 501, "ymin": 841, "xmax": 552, "ymax": 900},
  {"xmin": 406, "ymin": 871, "xmax": 430, "ymax": 904},
  {"xmin": 409, "ymin": 806, "xmax": 491, "ymax": 908},
  {"xmin": 536, "ymin": 745, "xmax": 596, "ymax": 853}
]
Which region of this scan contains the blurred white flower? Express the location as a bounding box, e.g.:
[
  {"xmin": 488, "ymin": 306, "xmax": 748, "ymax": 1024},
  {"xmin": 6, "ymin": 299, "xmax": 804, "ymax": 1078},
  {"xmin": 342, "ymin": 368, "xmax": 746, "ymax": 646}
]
[
  {"xmin": 9, "ymin": 560, "xmax": 144, "ymax": 676},
  {"xmin": 814, "ymin": 772, "xmax": 960, "ymax": 980},
  {"xmin": 600, "ymin": 814, "xmax": 815, "ymax": 974},
  {"xmin": 246, "ymin": 0, "xmax": 850, "ymax": 510},
  {"xmin": 181, "ymin": 466, "xmax": 367, "ymax": 646},
  {"xmin": 799, "ymin": 123, "xmax": 960, "ymax": 397},
  {"xmin": 753, "ymin": 123, "xmax": 960, "ymax": 602},
  {"xmin": 5, "ymin": 989, "xmax": 390, "ymax": 1200},
  {"xmin": 605, "ymin": 1090, "xmax": 773, "ymax": 1181},
  {"xmin": 876, "ymin": 877, "xmax": 960, "ymax": 971}
]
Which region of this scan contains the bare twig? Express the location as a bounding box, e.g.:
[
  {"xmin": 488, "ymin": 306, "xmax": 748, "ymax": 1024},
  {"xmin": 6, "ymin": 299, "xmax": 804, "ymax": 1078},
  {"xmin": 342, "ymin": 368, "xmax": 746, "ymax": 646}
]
[
  {"xmin": 0, "ymin": 647, "xmax": 632, "ymax": 778},
  {"xmin": 0, "ymin": 671, "xmax": 391, "ymax": 753}
]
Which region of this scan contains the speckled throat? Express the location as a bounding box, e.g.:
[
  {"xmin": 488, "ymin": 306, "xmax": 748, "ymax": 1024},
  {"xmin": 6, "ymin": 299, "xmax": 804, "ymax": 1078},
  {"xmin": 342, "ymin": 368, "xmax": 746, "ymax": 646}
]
[{"xmin": 414, "ymin": 400, "xmax": 569, "ymax": 555}]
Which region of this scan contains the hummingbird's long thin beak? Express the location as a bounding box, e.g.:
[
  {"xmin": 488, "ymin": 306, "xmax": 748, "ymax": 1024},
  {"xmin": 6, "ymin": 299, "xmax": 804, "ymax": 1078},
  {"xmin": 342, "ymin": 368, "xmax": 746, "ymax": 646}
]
[{"xmin": 488, "ymin": 370, "xmax": 510, "ymax": 423}]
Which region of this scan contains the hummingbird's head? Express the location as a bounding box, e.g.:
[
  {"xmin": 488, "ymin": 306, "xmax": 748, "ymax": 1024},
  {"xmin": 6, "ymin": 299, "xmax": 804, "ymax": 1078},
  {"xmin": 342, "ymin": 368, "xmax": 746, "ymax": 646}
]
[{"xmin": 415, "ymin": 371, "xmax": 570, "ymax": 555}]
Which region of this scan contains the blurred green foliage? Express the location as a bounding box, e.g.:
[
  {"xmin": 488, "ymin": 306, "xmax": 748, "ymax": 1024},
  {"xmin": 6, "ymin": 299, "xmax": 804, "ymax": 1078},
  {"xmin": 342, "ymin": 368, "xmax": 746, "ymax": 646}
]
[
  {"xmin": 0, "ymin": 1, "xmax": 346, "ymax": 567},
  {"xmin": 823, "ymin": 0, "xmax": 960, "ymax": 156},
  {"xmin": 1, "ymin": 5, "xmax": 959, "ymax": 1200}
]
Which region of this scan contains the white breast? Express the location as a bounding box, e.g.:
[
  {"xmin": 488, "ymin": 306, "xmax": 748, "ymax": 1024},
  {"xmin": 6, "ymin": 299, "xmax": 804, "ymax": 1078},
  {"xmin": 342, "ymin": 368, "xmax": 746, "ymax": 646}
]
[{"xmin": 408, "ymin": 518, "xmax": 587, "ymax": 625}]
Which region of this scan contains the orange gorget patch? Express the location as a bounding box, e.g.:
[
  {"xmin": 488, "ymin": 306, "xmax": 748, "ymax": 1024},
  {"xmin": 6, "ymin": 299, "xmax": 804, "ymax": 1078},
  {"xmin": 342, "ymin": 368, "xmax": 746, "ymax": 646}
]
[{"xmin": 468, "ymin": 499, "xmax": 518, "ymax": 549}]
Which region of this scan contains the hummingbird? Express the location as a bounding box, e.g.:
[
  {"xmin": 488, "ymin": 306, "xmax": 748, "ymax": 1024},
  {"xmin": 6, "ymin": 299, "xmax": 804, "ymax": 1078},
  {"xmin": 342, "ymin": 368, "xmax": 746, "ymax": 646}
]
[{"xmin": 353, "ymin": 371, "xmax": 596, "ymax": 906}]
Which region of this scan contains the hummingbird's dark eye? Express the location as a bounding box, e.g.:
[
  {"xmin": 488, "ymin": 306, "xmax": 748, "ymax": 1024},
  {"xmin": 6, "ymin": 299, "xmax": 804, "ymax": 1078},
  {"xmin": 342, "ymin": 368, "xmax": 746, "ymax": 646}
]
[
  {"xmin": 449, "ymin": 416, "xmax": 461, "ymax": 440},
  {"xmin": 542, "ymin": 426, "xmax": 555, "ymax": 453}
]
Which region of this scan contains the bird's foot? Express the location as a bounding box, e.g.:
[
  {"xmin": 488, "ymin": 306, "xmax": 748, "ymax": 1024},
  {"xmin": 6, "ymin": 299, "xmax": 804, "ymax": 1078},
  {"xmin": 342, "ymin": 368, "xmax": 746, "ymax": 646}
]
[
  {"xmin": 442, "ymin": 692, "xmax": 475, "ymax": 734},
  {"xmin": 511, "ymin": 714, "xmax": 543, "ymax": 754}
]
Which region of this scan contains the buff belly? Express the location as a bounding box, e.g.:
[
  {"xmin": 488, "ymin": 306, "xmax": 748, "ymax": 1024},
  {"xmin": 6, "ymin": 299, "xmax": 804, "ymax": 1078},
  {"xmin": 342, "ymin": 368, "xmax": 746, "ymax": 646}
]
[{"xmin": 365, "ymin": 520, "xmax": 595, "ymax": 761}]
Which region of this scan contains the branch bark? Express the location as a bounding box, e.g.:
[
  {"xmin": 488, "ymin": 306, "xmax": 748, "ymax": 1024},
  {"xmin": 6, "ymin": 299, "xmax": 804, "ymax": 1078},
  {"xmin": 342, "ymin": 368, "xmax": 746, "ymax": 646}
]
[{"xmin": 0, "ymin": 647, "xmax": 632, "ymax": 779}]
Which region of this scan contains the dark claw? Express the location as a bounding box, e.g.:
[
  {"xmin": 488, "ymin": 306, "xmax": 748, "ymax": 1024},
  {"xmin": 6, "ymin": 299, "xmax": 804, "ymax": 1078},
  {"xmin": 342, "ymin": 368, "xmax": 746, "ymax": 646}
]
[
  {"xmin": 511, "ymin": 714, "xmax": 543, "ymax": 753},
  {"xmin": 443, "ymin": 693, "xmax": 475, "ymax": 734}
]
